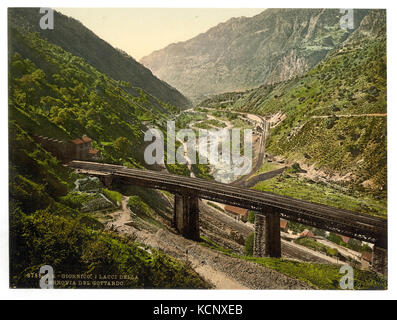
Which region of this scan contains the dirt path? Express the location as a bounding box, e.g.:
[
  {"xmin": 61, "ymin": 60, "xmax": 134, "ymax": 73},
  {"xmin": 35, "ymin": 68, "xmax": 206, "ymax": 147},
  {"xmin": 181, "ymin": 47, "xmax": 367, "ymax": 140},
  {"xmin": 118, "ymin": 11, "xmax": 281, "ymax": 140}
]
[
  {"xmin": 137, "ymin": 228, "xmax": 313, "ymax": 289},
  {"xmin": 193, "ymin": 264, "xmax": 249, "ymax": 289},
  {"xmin": 105, "ymin": 197, "xmax": 250, "ymax": 288},
  {"xmin": 106, "ymin": 196, "xmax": 134, "ymax": 233}
]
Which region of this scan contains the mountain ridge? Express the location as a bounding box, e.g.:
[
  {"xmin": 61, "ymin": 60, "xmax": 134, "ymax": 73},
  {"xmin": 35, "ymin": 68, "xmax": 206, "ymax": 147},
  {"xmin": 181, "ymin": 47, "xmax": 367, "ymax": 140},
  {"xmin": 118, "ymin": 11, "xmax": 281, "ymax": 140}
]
[
  {"xmin": 8, "ymin": 8, "xmax": 191, "ymax": 109},
  {"xmin": 141, "ymin": 9, "xmax": 370, "ymax": 103}
]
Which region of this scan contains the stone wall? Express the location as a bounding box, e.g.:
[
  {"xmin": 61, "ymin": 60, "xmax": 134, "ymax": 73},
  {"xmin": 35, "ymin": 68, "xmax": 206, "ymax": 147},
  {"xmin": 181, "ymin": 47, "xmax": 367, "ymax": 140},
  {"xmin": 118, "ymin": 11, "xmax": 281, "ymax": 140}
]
[
  {"xmin": 174, "ymin": 193, "xmax": 200, "ymax": 241},
  {"xmin": 372, "ymin": 246, "xmax": 388, "ymax": 276},
  {"xmin": 253, "ymin": 211, "xmax": 281, "ymax": 258},
  {"xmin": 253, "ymin": 215, "xmax": 266, "ymax": 257}
]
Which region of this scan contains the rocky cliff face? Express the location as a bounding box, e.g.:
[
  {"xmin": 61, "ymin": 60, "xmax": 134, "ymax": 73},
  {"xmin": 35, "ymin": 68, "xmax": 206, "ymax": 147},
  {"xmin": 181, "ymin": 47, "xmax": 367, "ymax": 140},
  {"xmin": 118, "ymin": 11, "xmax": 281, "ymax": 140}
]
[{"xmin": 141, "ymin": 9, "xmax": 369, "ymax": 103}]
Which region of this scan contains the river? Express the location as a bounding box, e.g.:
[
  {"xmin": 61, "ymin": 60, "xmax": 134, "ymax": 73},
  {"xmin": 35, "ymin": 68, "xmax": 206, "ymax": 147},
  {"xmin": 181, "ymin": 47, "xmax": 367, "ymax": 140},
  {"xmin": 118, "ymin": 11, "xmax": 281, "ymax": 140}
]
[{"xmin": 178, "ymin": 109, "xmax": 267, "ymax": 183}]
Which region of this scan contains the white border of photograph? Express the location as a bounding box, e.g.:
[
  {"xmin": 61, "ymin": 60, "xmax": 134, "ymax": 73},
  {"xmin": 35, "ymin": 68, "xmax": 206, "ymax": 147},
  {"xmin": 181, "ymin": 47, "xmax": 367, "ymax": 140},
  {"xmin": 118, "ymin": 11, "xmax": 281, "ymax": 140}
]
[{"xmin": 0, "ymin": 0, "xmax": 395, "ymax": 300}]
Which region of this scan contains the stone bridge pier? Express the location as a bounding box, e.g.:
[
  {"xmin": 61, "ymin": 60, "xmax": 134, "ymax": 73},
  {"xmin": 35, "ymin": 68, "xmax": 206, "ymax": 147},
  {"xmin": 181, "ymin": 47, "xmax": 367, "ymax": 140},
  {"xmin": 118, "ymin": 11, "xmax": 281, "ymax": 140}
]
[
  {"xmin": 173, "ymin": 192, "xmax": 200, "ymax": 241},
  {"xmin": 373, "ymin": 244, "xmax": 388, "ymax": 276},
  {"xmin": 253, "ymin": 209, "xmax": 281, "ymax": 258},
  {"xmin": 99, "ymin": 173, "xmax": 114, "ymax": 188}
]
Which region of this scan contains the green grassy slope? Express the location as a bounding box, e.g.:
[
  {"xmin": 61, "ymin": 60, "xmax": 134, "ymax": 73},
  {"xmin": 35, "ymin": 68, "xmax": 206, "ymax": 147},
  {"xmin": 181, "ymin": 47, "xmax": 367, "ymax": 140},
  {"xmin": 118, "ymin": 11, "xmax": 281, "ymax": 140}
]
[
  {"xmin": 201, "ymin": 236, "xmax": 386, "ymax": 290},
  {"xmin": 253, "ymin": 172, "xmax": 386, "ymax": 217}
]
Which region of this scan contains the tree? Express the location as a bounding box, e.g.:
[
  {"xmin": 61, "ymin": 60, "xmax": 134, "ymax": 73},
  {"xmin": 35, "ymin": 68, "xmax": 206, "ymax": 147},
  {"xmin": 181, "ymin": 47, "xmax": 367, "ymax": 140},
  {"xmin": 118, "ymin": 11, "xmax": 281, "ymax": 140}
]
[
  {"xmin": 245, "ymin": 233, "xmax": 254, "ymax": 256},
  {"xmin": 248, "ymin": 211, "xmax": 255, "ymax": 224},
  {"xmin": 113, "ymin": 137, "xmax": 132, "ymax": 159}
]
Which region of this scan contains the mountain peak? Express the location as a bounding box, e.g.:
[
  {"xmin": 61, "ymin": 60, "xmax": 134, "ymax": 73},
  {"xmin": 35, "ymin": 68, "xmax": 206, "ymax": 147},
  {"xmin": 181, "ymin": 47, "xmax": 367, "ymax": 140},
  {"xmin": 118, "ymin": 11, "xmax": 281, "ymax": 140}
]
[{"xmin": 140, "ymin": 9, "xmax": 370, "ymax": 103}]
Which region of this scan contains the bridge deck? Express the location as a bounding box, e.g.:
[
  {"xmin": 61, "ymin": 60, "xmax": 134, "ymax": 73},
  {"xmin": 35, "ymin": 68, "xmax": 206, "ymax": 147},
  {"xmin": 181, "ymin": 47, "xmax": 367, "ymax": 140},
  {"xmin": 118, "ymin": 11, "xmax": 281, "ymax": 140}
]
[{"xmin": 67, "ymin": 161, "xmax": 387, "ymax": 248}]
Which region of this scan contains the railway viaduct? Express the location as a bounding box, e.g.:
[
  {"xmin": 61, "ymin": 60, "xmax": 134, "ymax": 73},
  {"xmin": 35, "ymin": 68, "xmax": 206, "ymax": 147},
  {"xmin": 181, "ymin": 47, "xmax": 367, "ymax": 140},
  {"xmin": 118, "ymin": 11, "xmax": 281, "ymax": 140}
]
[{"xmin": 67, "ymin": 160, "xmax": 388, "ymax": 275}]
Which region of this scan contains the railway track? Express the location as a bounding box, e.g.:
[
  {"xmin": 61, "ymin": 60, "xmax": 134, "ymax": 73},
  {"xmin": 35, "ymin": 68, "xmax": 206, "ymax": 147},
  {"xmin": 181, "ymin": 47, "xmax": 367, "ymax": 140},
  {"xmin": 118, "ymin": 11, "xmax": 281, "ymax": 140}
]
[{"xmin": 66, "ymin": 160, "xmax": 387, "ymax": 248}]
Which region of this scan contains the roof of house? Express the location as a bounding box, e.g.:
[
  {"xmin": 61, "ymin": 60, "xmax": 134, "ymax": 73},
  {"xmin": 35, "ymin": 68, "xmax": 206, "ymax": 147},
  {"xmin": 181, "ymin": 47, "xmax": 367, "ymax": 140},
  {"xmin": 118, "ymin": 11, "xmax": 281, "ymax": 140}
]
[
  {"xmin": 71, "ymin": 136, "xmax": 93, "ymax": 145},
  {"xmin": 224, "ymin": 205, "xmax": 248, "ymax": 216},
  {"xmin": 340, "ymin": 235, "xmax": 351, "ymax": 244},
  {"xmin": 300, "ymin": 229, "xmax": 315, "ymax": 238},
  {"xmin": 89, "ymin": 148, "xmax": 99, "ymax": 155},
  {"xmin": 71, "ymin": 138, "xmax": 84, "ymax": 145},
  {"xmin": 280, "ymin": 219, "xmax": 288, "ymax": 229},
  {"xmin": 362, "ymin": 251, "xmax": 373, "ymax": 262},
  {"xmin": 82, "ymin": 136, "xmax": 92, "ymax": 143}
]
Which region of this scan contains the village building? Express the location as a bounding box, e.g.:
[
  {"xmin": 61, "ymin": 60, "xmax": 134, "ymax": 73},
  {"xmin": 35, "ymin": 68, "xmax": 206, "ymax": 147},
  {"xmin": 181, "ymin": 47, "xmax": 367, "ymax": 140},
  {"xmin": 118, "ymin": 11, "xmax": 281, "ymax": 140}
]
[
  {"xmin": 224, "ymin": 205, "xmax": 248, "ymax": 222},
  {"xmin": 338, "ymin": 234, "xmax": 351, "ymax": 244},
  {"xmin": 34, "ymin": 135, "xmax": 100, "ymax": 162},
  {"xmin": 280, "ymin": 219, "xmax": 288, "ymax": 232},
  {"xmin": 361, "ymin": 251, "xmax": 373, "ymax": 270},
  {"xmin": 88, "ymin": 148, "xmax": 101, "ymax": 160},
  {"xmin": 300, "ymin": 229, "xmax": 315, "ymax": 239}
]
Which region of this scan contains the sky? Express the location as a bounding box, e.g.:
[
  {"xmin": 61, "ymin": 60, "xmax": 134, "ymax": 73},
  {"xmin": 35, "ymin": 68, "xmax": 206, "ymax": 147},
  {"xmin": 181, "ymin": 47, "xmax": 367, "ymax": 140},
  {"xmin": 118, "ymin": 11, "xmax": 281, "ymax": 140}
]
[{"xmin": 56, "ymin": 8, "xmax": 265, "ymax": 61}]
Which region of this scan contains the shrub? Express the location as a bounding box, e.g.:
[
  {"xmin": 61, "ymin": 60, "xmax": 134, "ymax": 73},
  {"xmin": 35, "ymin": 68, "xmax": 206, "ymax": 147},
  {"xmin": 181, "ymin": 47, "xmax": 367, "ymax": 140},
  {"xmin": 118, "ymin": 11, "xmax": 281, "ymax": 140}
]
[
  {"xmin": 10, "ymin": 209, "xmax": 209, "ymax": 289},
  {"xmin": 60, "ymin": 191, "xmax": 93, "ymax": 209},
  {"xmin": 101, "ymin": 188, "xmax": 122, "ymax": 205},
  {"xmin": 245, "ymin": 233, "xmax": 254, "ymax": 256},
  {"xmin": 248, "ymin": 211, "xmax": 255, "ymax": 224},
  {"xmin": 290, "ymin": 162, "xmax": 303, "ymax": 173},
  {"xmin": 75, "ymin": 177, "xmax": 102, "ymax": 192},
  {"xmin": 128, "ymin": 195, "xmax": 150, "ymax": 216},
  {"xmin": 325, "ymin": 116, "xmax": 337, "ymax": 129}
]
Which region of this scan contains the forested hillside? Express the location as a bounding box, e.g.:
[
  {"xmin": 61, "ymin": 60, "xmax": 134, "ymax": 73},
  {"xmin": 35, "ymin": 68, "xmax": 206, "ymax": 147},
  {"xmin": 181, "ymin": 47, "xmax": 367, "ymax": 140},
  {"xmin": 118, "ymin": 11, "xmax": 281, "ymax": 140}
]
[
  {"xmin": 8, "ymin": 8, "xmax": 191, "ymax": 109},
  {"xmin": 8, "ymin": 10, "xmax": 208, "ymax": 288},
  {"xmin": 199, "ymin": 10, "xmax": 386, "ymax": 198}
]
